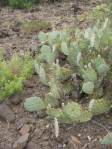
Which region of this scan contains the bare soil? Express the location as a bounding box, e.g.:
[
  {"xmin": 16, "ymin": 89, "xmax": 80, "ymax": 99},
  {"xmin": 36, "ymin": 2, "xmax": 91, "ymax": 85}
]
[{"xmin": 0, "ymin": 1, "xmax": 112, "ymax": 149}]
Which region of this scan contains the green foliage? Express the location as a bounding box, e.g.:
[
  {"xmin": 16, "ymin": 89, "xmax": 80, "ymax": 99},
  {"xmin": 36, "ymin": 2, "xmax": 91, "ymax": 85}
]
[
  {"xmin": 0, "ymin": 52, "xmax": 33, "ymax": 100},
  {"xmin": 22, "ymin": 21, "xmax": 51, "ymax": 33},
  {"xmin": 8, "ymin": 0, "xmax": 39, "ymax": 9},
  {"xmin": 91, "ymin": 4, "xmax": 112, "ymax": 22},
  {"xmin": 100, "ymin": 133, "xmax": 112, "ymax": 145}
]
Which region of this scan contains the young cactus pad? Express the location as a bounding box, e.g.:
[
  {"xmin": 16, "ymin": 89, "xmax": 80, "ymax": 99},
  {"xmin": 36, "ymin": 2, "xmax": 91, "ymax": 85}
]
[
  {"xmin": 82, "ymin": 81, "xmax": 94, "ymax": 94},
  {"xmin": 39, "ymin": 45, "xmax": 56, "ymax": 64},
  {"xmin": 38, "ymin": 32, "xmax": 47, "ymax": 43},
  {"xmin": 45, "ymin": 92, "xmax": 60, "ymax": 107},
  {"xmin": 83, "ymin": 67, "xmax": 97, "ymax": 82},
  {"xmin": 88, "ymin": 98, "xmax": 111, "ymax": 115},
  {"xmin": 35, "ymin": 63, "xmax": 48, "ymax": 85},
  {"xmin": 24, "ymin": 96, "xmax": 46, "ymax": 112},
  {"xmin": 94, "ymin": 56, "xmax": 109, "ymax": 75},
  {"xmin": 61, "ymin": 41, "xmax": 69, "ymax": 55},
  {"xmin": 47, "ymin": 102, "xmax": 92, "ymax": 124},
  {"xmin": 100, "ymin": 133, "xmax": 112, "ymax": 145},
  {"xmin": 63, "ymin": 102, "xmax": 82, "ymax": 122}
]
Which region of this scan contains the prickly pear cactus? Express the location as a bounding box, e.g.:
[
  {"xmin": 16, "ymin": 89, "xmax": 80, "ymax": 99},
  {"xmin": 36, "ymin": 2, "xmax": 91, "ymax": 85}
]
[
  {"xmin": 38, "ymin": 32, "xmax": 47, "ymax": 43},
  {"xmin": 47, "ymin": 102, "xmax": 92, "ymax": 123},
  {"xmin": 100, "ymin": 133, "xmax": 112, "ymax": 145},
  {"xmin": 51, "ymin": 62, "xmax": 72, "ymax": 81},
  {"xmin": 63, "ymin": 102, "xmax": 82, "ymax": 122},
  {"xmin": 88, "ymin": 98, "xmax": 111, "ymax": 115},
  {"xmin": 45, "ymin": 92, "xmax": 60, "ymax": 107},
  {"xmin": 46, "ymin": 107, "xmax": 71, "ymax": 124},
  {"xmin": 24, "ymin": 96, "xmax": 46, "ymax": 112},
  {"xmin": 35, "ymin": 63, "xmax": 48, "ymax": 85},
  {"xmin": 61, "ymin": 41, "xmax": 69, "ymax": 55},
  {"xmin": 49, "ymin": 79, "xmax": 61, "ymax": 100},
  {"xmin": 79, "ymin": 110, "xmax": 92, "ymax": 123},
  {"xmin": 94, "ymin": 55, "xmax": 109, "ymax": 75},
  {"xmin": 82, "ymin": 81, "xmax": 94, "ymax": 94},
  {"xmin": 63, "ymin": 82, "xmax": 74, "ymax": 95},
  {"xmin": 39, "ymin": 45, "xmax": 56, "ymax": 64},
  {"xmin": 82, "ymin": 67, "xmax": 97, "ymax": 82},
  {"xmin": 67, "ymin": 42, "xmax": 81, "ymax": 66},
  {"xmin": 24, "ymin": 13, "xmax": 112, "ymax": 126}
]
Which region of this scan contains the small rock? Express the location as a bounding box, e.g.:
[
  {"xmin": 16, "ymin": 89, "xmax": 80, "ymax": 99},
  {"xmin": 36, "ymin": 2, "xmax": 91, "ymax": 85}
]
[
  {"xmin": 13, "ymin": 133, "xmax": 29, "ymax": 149},
  {"xmin": 0, "ymin": 102, "xmax": 15, "ymax": 122},
  {"xmin": 27, "ymin": 141, "xmax": 39, "ymax": 149},
  {"xmin": 23, "ymin": 80, "xmax": 35, "ymax": 88},
  {"xmin": 9, "ymin": 93, "xmax": 22, "ymax": 105},
  {"xmin": 19, "ymin": 124, "xmax": 31, "ymax": 136}
]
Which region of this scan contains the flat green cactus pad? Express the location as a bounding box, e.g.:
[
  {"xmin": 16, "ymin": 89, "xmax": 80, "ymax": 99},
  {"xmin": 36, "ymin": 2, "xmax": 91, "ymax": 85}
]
[
  {"xmin": 82, "ymin": 81, "xmax": 94, "ymax": 94},
  {"xmin": 88, "ymin": 98, "xmax": 111, "ymax": 115},
  {"xmin": 100, "ymin": 133, "xmax": 112, "ymax": 145},
  {"xmin": 24, "ymin": 96, "xmax": 46, "ymax": 112}
]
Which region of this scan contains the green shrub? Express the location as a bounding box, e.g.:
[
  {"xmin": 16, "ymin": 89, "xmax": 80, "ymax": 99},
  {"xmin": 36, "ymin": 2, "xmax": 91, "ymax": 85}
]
[
  {"xmin": 21, "ymin": 20, "xmax": 51, "ymax": 33},
  {"xmin": 8, "ymin": 0, "xmax": 39, "ymax": 9},
  {"xmin": 0, "ymin": 51, "xmax": 33, "ymax": 101}
]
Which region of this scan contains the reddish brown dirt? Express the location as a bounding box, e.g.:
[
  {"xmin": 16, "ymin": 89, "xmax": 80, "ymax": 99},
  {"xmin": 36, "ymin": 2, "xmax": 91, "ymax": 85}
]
[{"xmin": 0, "ymin": 1, "xmax": 112, "ymax": 149}]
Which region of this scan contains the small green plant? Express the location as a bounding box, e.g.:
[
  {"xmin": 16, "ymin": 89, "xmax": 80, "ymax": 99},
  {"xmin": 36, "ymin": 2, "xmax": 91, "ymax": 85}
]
[
  {"xmin": 100, "ymin": 132, "xmax": 112, "ymax": 145},
  {"xmin": 78, "ymin": 3, "xmax": 112, "ymax": 24},
  {"xmin": 8, "ymin": 0, "xmax": 39, "ymax": 9},
  {"xmin": 0, "ymin": 51, "xmax": 33, "ymax": 101},
  {"xmin": 21, "ymin": 21, "xmax": 51, "ymax": 34}
]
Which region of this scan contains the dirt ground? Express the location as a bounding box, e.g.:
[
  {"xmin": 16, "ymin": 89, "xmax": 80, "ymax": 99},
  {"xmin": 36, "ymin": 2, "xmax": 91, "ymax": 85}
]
[{"xmin": 0, "ymin": 1, "xmax": 112, "ymax": 149}]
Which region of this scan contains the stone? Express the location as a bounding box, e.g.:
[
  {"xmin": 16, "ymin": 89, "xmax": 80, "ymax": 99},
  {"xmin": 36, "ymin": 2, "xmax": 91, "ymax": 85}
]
[
  {"xmin": 13, "ymin": 133, "xmax": 29, "ymax": 149},
  {"xmin": 0, "ymin": 102, "xmax": 15, "ymax": 122},
  {"xmin": 19, "ymin": 124, "xmax": 31, "ymax": 136},
  {"xmin": 9, "ymin": 93, "xmax": 22, "ymax": 105}
]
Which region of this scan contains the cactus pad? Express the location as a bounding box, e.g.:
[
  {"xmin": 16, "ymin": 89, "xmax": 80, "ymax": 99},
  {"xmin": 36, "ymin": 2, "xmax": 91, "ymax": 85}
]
[
  {"xmin": 88, "ymin": 98, "xmax": 111, "ymax": 115},
  {"xmin": 24, "ymin": 96, "xmax": 46, "ymax": 112},
  {"xmin": 82, "ymin": 81, "xmax": 94, "ymax": 94}
]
